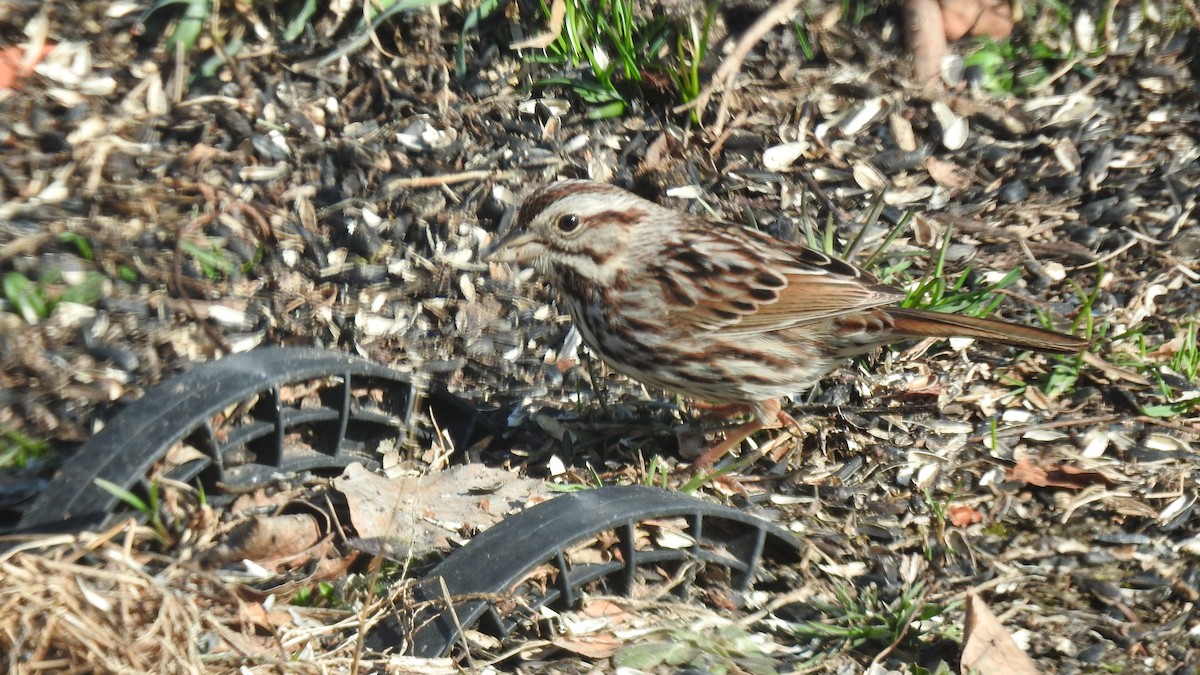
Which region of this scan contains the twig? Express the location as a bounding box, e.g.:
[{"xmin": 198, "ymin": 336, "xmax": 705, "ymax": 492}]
[
  {"xmin": 674, "ymin": 0, "xmax": 803, "ymax": 134},
  {"xmin": 1134, "ymin": 415, "xmax": 1200, "ymax": 437},
  {"xmin": 440, "ymin": 576, "xmax": 476, "ymax": 670},
  {"xmin": 381, "ymin": 169, "xmax": 515, "ymax": 193},
  {"xmin": 0, "ymin": 230, "xmax": 56, "ymax": 262},
  {"xmin": 1024, "ymin": 55, "xmax": 1085, "ymax": 94},
  {"xmin": 1066, "ymin": 235, "xmax": 1140, "ymax": 270},
  {"xmin": 969, "ymin": 414, "xmax": 1121, "ymax": 441},
  {"xmin": 796, "ymin": 169, "xmax": 851, "ymax": 223},
  {"xmin": 868, "ymin": 605, "xmax": 915, "ymax": 668}
]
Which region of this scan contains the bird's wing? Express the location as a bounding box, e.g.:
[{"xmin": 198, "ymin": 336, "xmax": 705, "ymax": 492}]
[{"xmin": 660, "ymin": 224, "xmax": 903, "ymax": 336}]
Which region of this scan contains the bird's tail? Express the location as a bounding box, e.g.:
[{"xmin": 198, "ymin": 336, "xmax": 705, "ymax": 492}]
[{"xmin": 885, "ymin": 307, "xmax": 1088, "ymax": 354}]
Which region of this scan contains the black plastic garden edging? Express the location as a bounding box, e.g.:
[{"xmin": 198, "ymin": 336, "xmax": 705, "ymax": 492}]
[
  {"xmin": 7, "ymin": 346, "xmax": 488, "ymax": 536},
  {"xmin": 370, "ymin": 484, "xmax": 803, "ymax": 658}
]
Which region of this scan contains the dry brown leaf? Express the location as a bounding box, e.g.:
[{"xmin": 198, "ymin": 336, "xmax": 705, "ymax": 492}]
[
  {"xmin": 941, "ymin": 0, "xmax": 1014, "ymax": 41},
  {"xmin": 335, "ymin": 463, "xmax": 551, "ymax": 554},
  {"xmin": 202, "ymin": 513, "xmax": 324, "ymax": 568},
  {"xmin": 581, "ymin": 598, "xmax": 632, "ymax": 620},
  {"xmin": 948, "ymin": 504, "xmax": 984, "ymax": 527},
  {"xmin": 0, "ymin": 43, "xmax": 54, "ymax": 90},
  {"xmin": 201, "ymin": 520, "xmax": 347, "ymax": 581},
  {"xmin": 549, "ymin": 595, "xmax": 638, "ymax": 653},
  {"xmin": 925, "ymin": 156, "xmax": 973, "ymax": 191},
  {"xmin": 552, "ymin": 633, "xmax": 622, "ymax": 659},
  {"xmin": 227, "ymin": 489, "xmax": 295, "ymax": 517},
  {"xmin": 961, "ymin": 591, "xmax": 1039, "ymax": 675},
  {"xmin": 1006, "ymin": 458, "xmax": 1114, "ymax": 490},
  {"xmin": 241, "ymin": 602, "xmax": 296, "ymax": 631}
]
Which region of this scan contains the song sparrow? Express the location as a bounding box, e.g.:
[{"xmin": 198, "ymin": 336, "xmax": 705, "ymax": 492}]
[{"xmin": 485, "ymin": 180, "xmax": 1088, "ymax": 469}]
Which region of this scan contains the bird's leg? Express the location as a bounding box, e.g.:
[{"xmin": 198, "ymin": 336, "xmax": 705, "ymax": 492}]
[
  {"xmin": 690, "ymin": 417, "xmax": 767, "ymax": 472},
  {"xmin": 766, "ymin": 408, "xmax": 802, "ymax": 464},
  {"xmin": 689, "ymin": 398, "xmax": 796, "ymax": 472},
  {"xmin": 689, "ymin": 401, "xmax": 756, "ymax": 420}
]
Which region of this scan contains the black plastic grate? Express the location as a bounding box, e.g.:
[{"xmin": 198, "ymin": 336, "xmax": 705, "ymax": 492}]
[
  {"xmin": 368, "ymin": 485, "xmax": 803, "ymax": 659},
  {"xmin": 6, "ymin": 347, "xmax": 488, "ymax": 536}
]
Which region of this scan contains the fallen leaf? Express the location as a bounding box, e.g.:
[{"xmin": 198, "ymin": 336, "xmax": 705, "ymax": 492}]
[
  {"xmin": 336, "ymin": 463, "xmax": 551, "ymax": 556},
  {"xmin": 581, "ymin": 598, "xmax": 631, "ymax": 620},
  {"xmin": 552, "ymin": 633, "xmax": 622, "ymax": 659},
  {"xmin": 961, "ymin": 591, "xmax": 1039, "ymax": 675},
  {"xmin": 942, "ymin": 0, "xmax": 1014, "ymax": 41},
  {"xmin": 1005, "ymin": 458, "xmax": 1114, "ymax": 490},
  {"xmin": 948, "ymin": 504, "xmax": 984, "ymax": 527},
  {"xmin": 201, "ymin": 513, "xmax": 325, "ymax": 569},
  {"xmin": 925, "ymin": 156, "xmax": 972, "ymax": 191},
  {"xmin": 241, "ymin": 602, "xmax": 297, "ymax": 631},
  {"xmin": 0, "ymin": 43, "xmax": 55, "ymax": 91}
]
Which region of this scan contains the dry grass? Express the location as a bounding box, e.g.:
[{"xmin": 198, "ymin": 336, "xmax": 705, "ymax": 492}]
[{"xmin": 0, "ymin": 521, "xmax": 443, "ymax": 674}]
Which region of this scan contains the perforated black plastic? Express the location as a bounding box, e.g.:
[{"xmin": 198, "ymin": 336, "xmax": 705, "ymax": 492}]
[
  {"xmin": 8, "ymin": 347, "xmax": 487, "ymax": 535},
  {"xmin": 369, "ymin": 485, "xmax": 803, "ymax": 658}
]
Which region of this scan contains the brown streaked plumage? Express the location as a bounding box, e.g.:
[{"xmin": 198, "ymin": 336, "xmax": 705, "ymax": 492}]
[{"xmin": 485, "ymin": 180, "xmax": 1088, "ymax": 469}]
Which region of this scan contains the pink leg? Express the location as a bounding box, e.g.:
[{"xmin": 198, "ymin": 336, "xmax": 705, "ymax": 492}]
[
  {"xmin": 689, "ymin": 398, "xmax": 794, "ymax": 472},
  {"xmin": 690, "ymin": 417, "xmax": 768, "ymax": 472},
  {"xmin": 690, "ymin": 401, "xmax": 755, "ymax": 419}
]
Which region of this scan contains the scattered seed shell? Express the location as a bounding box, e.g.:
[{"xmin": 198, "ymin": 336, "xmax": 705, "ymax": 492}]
[
  {"xmin": 852, "ymin": 162, "xmax": 888, "ymax": 191},
  {"xmin": 762, "ymin": 141, "xmax": 808, "ymax": 171},
  {"xmin": 932, "ymin": 100, "xmax": 969, "ymax": 150}
]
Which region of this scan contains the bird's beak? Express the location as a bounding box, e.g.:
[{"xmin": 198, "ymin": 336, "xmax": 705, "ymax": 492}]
[{"xmin": 482, "ymin": 230, "xmax": 545, "ymax": 265}]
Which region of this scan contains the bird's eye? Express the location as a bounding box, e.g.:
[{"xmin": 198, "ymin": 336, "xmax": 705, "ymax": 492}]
[{"xmin": 556, "ymin": 214, "xmax": 581, "ymax": 233}]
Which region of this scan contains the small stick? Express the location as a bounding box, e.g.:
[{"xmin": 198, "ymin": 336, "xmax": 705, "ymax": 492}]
[
  {"xmin": 381, "ymin": 169, "xmax": 515, "ymax": 192},
  {"xmin": 674, "ymin": 0, "xmax": 803, "ymax": 134}
]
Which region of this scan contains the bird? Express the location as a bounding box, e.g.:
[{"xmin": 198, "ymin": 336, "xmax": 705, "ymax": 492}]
[{"xmin": 484, "ymin": 180, "xmax": 1088, "ymax": 470}]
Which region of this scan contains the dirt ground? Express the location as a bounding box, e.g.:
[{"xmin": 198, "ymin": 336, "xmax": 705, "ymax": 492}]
[{"xmin": 1, "ymin": 0, "xmax": 1198, "ymax": 672}]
